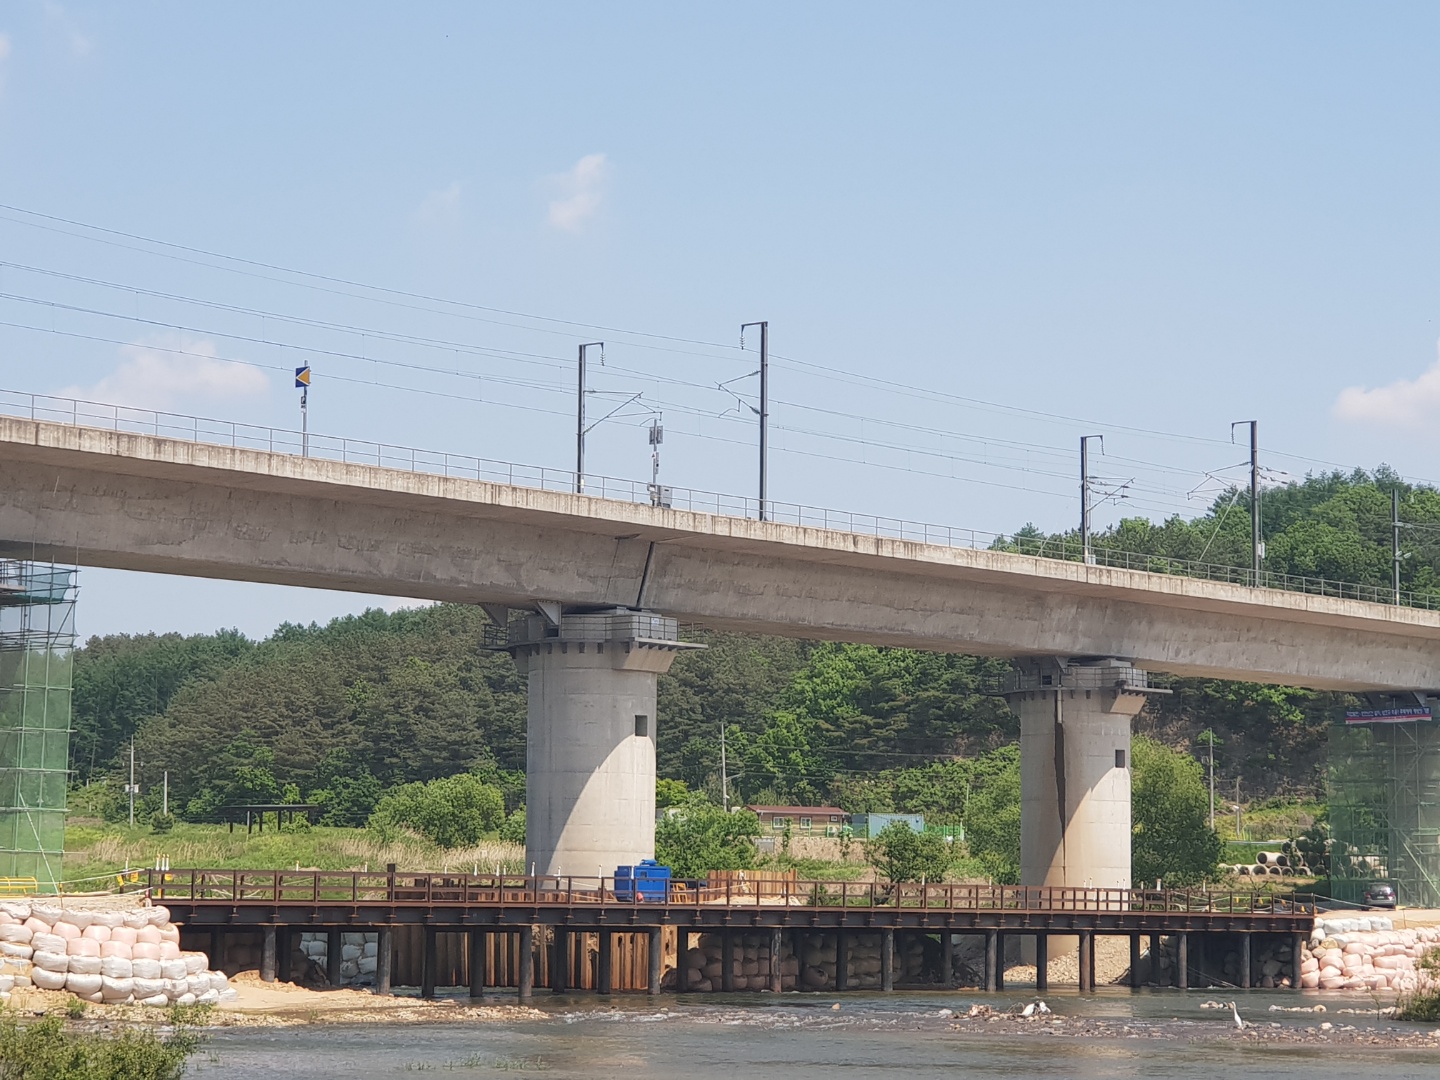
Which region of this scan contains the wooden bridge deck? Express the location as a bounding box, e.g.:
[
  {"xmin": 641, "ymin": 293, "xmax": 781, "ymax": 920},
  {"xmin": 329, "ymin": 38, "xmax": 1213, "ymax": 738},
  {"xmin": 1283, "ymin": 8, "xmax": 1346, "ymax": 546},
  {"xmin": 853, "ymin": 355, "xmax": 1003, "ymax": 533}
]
[{"xmin": 152, "ymin": 870, "xmax": 1315, "ymax": 934}]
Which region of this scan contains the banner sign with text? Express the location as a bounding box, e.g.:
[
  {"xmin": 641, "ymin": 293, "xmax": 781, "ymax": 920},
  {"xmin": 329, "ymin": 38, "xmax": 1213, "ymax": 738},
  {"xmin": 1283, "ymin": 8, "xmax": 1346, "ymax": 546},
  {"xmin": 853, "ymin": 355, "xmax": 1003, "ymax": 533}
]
[{"xmin": 1344, "ymin": 707, "xmax": 1433, "ymax": 725}]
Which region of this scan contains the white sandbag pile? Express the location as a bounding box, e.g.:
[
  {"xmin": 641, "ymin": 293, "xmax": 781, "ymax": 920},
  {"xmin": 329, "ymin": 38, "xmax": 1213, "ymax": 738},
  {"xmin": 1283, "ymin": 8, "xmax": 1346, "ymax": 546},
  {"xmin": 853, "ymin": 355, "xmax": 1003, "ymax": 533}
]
[
  {"xmin": 0, "ymin": 901, "xmax": 235, "ymax": 1007},
  {"xmin": 1302, "ymin": 917, "xmax": 1440, "ymax": 992},
  {"xmin": 296, "ymin": 931, "xmax": 379, "ymax": 986}
]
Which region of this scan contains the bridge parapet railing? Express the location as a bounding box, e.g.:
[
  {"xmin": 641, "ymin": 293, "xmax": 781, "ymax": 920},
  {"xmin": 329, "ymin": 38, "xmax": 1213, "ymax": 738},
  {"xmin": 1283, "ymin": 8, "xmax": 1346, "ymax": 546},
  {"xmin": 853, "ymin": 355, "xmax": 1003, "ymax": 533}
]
[
  {"xmin": 147, "ymin": 870, "xmax": 1312, "ymax": 917},
  {"xmin": 5, "ymin": 387, "xmax": 1439, "ymax": 614}
]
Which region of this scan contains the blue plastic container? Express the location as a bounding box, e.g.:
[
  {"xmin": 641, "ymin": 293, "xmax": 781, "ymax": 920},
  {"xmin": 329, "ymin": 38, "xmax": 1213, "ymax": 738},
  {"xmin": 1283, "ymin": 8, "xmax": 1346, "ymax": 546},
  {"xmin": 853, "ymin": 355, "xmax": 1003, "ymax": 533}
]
[{"xmin": 614, "ymin": 859, "xmax": 672, "ymax": 902}]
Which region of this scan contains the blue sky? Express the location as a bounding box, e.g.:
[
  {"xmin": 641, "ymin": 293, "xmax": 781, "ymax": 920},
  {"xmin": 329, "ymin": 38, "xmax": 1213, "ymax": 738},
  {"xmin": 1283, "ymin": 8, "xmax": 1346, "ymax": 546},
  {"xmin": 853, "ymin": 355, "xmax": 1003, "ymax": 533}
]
[{"xmin": 2, "ymin": 2, "xmax": 1439, "ymax": 639}]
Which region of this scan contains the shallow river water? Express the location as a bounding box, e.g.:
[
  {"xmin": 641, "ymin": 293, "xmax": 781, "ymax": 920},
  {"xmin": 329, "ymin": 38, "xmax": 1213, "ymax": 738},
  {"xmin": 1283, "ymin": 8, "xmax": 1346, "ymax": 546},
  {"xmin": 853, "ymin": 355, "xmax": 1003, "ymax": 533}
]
[{"xmin": 194, "ymin": 989, "xmax": 1440, "ymax": 1080}]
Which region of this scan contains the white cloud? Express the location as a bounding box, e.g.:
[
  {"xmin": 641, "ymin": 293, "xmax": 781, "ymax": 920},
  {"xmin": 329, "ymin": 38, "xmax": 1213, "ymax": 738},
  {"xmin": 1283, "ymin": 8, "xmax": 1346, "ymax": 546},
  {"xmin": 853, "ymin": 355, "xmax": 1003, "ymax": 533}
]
[
  {"xmin": 414, "ymin": 181, "xmax": 462, "ymax": 227},
  {"xmin": 546, "ymin": 153, "xmax": 608, "ymax": 232},
  {"xmin": 58, "ymin": 335, "xmax": 270, "ymax": 412},
  {"xmin": 1333, "ymin": 342, "xmax": 1440, "ymax": 429},
  {"xmin": 0, "ymin": 34, "xmax": 12, "ymax": 62},
  {"xmin": 43, "ymin": 2, "xmax": 93, "ymax": 57}
]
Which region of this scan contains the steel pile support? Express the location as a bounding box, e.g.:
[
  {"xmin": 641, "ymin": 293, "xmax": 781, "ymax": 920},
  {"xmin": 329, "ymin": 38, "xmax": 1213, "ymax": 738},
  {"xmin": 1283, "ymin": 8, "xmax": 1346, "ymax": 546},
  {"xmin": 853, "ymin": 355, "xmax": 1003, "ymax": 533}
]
[
  {"xmin": 472, "ymin": 929, "xmax": 488, "ymax": 997},
  {"xmin": 598, "ymin": 930, "xmax": 613, "ymax": 995},
  {"xmin": 261, "ymin": 925, "xmax": 277, "ymax": 984},
  {"xmin": 327, "ymin": 928, "xmax": 342, "ymax": 987},
  {"xmin": 648, "ymin": 928, "xmax": 663, "ymax": 995},
  {"xmin": 375, "ymin": 927, "xmax": 392, "ymax": 995},
  {"xmin": 518, "ymin": 927, "xmax": 535, "ymax": 1000},
  {"xmin": 422, "ymin": 928, "xmax": 438, "ymax": 999}
]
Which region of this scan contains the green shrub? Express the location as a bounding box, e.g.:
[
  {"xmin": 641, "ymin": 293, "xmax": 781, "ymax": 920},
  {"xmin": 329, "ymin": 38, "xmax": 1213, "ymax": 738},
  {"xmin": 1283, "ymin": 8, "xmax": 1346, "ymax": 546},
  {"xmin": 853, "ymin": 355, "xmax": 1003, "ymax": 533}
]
[
  {"xmin": 655, "ymin": 795, "xmax": 760, "ymax": 878},
  {"xmin": 1397, "ymin": 952, "xmax": 1440, "ymax": 1022},
  {"xmin": 866, "ymin": 822, "xmax": 954, "ymax": 883},
  {"xmin": 369, "ymin": 773, "xmax": 505, "ymax": 849},
  {"xmin": 498, "ymin": 807, "xmax": 525, "ymax": 844},
  {"xmin": 148, "ymin": 812, "xmax": 175, "ymax": 835},
  {"xmin": 0, "ymin": 1012, "xmax": 199, "ymax": 1079}
]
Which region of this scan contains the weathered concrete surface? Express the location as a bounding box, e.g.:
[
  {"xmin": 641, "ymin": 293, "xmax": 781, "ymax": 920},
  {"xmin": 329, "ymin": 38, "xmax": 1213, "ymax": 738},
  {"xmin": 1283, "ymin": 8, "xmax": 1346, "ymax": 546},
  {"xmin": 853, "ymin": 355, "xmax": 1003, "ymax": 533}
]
[
  {"xmin": 3, "ymin": 417, "xmax": 1440, "ymax": 691},
  {"xmin": 512, "ymin": 610, "xmax": 694, "ymax": 876}
]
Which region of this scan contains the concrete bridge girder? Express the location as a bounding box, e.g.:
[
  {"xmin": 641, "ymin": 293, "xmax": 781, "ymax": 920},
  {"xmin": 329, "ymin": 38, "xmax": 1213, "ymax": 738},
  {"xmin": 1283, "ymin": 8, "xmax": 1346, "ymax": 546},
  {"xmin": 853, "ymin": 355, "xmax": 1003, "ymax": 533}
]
[{"xmin": 4, "ymin": 435, "xmax": 1440, "ymax": 691}]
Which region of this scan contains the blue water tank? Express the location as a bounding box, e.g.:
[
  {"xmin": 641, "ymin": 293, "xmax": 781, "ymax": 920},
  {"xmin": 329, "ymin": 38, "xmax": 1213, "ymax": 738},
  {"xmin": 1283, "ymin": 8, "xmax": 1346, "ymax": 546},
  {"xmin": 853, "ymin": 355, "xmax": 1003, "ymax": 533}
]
[{"xmin": 615, "ymin": 859, "xmax": 672, "ymax": 902}]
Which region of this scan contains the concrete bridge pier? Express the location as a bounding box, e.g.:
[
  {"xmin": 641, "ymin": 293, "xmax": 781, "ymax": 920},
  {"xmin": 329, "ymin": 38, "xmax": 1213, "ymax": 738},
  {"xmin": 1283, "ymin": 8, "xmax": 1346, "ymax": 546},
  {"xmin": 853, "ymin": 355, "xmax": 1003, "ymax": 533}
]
[
  {"xmin": 1006, "ymin": 658, "xmax": 1167, "ymax": 965},
  {"xmin": 507, "ymin": 608, "xmax": 701, "ymax": 877}
]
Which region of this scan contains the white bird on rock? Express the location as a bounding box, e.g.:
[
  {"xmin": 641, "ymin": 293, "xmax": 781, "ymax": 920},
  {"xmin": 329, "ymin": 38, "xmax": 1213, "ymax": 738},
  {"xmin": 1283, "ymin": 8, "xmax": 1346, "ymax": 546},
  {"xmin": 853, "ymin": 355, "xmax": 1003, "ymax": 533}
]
[{"xmin": 1230, "ymin": 1001, "xmax": 1245, "ymax": 1030}]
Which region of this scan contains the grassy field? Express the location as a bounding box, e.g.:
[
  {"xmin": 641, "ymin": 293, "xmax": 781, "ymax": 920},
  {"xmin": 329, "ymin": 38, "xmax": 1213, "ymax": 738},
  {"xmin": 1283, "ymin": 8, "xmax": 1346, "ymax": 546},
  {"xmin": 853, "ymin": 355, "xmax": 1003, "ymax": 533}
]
[{"xmin": 63, "ymin": 818, "xmax": 526, "ymax": 887}]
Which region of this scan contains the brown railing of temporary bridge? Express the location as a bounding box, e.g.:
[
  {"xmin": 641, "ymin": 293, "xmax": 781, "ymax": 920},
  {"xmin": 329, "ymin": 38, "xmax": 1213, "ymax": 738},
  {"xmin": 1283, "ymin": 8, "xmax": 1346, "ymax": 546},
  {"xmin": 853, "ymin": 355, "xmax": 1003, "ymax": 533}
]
[{"xmin": 147, "ymin": 870, "xmax": 1313, "ymax": 916}]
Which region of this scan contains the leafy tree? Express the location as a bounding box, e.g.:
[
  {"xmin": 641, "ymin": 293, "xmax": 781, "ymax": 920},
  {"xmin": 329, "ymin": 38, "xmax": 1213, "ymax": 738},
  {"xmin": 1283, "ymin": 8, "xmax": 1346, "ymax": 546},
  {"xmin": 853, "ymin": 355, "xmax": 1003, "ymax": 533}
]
[
  {"xmin": 656, "ymin": 778, "xmax": 689, "ymax": 809},
  {"xmin": 654, "ymin": 795, "xmax": 760, "ymax": 878},
  {"xmin": 71, "ymin": 628, "xmax": 253, "ymax": 780},
  {"xmin": 733, "ymin": 710, "xmax": 832, "ymax": 804},
  {"xmin": 960, "ymin": 745, "xmax": 1022, "ymax": 883},
  {"xmin": 656, "ymin": 631, "xmax": 812, "ymax": 787},
  {"xmin": 307, "ymin": 749, "xmax": 383, "ymax": 827},
  {"xmin": 369, "ymin": 772, "xmax": 506, "ymax": 848},
  {"xmin": 499, "ymin": 807, "xmax": 526, "ymax": 844},
  {"xmin": 866, "ymin": 821, "xmax": 954, "ymax": 883},
  {"xmin": 1131, "ymin": 736, "xmax": 1223, "ymax": 886}
]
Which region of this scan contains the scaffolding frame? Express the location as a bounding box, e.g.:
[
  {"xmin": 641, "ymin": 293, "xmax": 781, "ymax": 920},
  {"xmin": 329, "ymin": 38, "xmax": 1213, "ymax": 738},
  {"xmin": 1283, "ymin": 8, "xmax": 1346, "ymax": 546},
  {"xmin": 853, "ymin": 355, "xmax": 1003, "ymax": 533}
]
[
  {"xmin": 0, "ymin": 560, "xmax": 77, "ymax": 893},
  {"xmin": 1329, "ymin": 707, "xmax": 1440, "ymax": 909}
]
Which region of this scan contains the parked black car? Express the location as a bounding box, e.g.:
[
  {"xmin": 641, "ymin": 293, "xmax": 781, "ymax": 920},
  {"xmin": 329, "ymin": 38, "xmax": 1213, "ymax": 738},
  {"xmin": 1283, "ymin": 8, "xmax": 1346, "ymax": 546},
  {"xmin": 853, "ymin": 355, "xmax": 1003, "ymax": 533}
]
[{"xmin": 1362, "ymin": 881, "xmax": 1397, "ymax": 909}]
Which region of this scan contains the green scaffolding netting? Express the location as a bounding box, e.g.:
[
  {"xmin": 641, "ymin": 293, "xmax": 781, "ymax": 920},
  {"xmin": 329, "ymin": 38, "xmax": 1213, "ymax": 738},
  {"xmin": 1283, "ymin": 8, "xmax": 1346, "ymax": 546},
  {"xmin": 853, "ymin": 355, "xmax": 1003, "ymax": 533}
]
[
  {"xmin": 0, "ymin": 563, "xmax": 76, "ymax": 893},
  {"xmin": 1329, "ymin": 713, "xmax": 1440, "ymax": 909}
]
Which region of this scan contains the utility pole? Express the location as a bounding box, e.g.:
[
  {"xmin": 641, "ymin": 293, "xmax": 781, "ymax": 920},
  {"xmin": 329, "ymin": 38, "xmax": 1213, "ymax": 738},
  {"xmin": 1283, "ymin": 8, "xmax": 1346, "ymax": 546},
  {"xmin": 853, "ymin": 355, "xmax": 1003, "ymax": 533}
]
[
  {"xmin": 1206, "ymin": 733, "xmax": 1215, "ymax": 832},
  {"xmin": 1394, "ymin": 486, "xmax": 1402, "ymax": 605},
  {"xmin": 1080, "ymin": 435, "xmax": 1103, "ymax": 564},
  {"xmin": 128, "ymin": 741, "xmax": 136, "ymax": 827},
  {"xmin": 1232, "ymin": 420, "xmax": 1260, "ymax": 585},
  {"xmin": 162, "ymin": 771, "xmax": 168, "ymax": 818},
  {"xmin": 741, "ymin": 322, "xmax": 769, "ymax": 521},
  {"xmin": 719, "ymin": 723, "xmax": 729, "ymax": 812},
  {"xmin": 575, "ymin": 342, "xmax": 604, "ymax": 494}
]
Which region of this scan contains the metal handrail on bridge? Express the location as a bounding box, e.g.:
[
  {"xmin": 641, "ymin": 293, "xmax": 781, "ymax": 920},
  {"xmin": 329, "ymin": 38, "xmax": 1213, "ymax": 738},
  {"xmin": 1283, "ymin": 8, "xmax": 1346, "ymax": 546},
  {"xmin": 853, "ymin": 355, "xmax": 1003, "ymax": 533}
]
[
  {"xmin": 147, "ymin": 869, "xmax": 1313, "ymax": 918},
  {"xmin": 4, "ymin": 386, "xmax": 1429, "ymax": 611}
]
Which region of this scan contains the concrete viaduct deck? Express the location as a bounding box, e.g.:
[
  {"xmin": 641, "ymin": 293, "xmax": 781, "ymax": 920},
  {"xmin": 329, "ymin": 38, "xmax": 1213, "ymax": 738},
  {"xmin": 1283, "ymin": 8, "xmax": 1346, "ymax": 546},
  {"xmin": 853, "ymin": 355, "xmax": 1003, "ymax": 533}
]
[{"xmin": 2, "ymin": 415, "xmax": 1439, "ymax": 691}]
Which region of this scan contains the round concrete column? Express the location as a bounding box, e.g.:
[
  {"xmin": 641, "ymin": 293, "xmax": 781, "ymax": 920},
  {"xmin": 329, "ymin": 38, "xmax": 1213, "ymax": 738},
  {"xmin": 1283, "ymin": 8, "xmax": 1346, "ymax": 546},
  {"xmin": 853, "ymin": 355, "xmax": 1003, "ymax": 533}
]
[
  {"xmin": 511, "ymin": 609, "xmax": 700, "ymax": 878},
  {"xmin": 1013, "ymin": 684, "xmax": 1139, "ymax": 890},
  {"xmin": 1005, "ymin": 658, "xmax": 1162, "ymax": 965}
]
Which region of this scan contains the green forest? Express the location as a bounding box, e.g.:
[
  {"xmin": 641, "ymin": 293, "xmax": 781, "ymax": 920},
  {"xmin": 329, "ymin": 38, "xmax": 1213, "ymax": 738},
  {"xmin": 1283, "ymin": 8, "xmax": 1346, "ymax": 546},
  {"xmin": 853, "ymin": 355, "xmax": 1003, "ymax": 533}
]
[{"xmin": 65, "ymin": 469, "xmax": 1431, "ymax": 880}]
